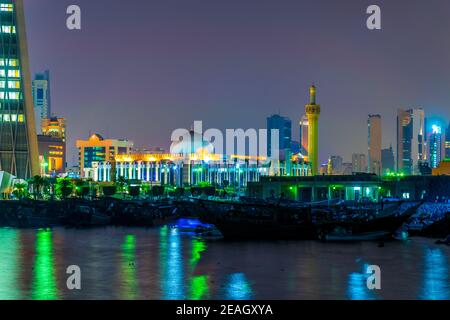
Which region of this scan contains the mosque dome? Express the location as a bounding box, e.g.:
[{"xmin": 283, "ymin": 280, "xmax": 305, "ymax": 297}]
[{"xmin": 170, "ymin": 130, "xmax": 214, "ymax": 155}]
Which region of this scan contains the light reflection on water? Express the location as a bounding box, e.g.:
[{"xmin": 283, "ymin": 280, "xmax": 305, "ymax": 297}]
[
  {"xmin": 420, "ymin": 248, "xmax": 449, "ymax": 300},
  {"xmin": 347, "ymin": 263, "xmax": 376, "ymax": 300},
  {"xmin": 0, "ymin": 225, "xmax": 448, "ymax": 300}
]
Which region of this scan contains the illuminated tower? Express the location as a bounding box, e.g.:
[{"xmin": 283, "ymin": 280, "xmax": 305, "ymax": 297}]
[
  {"xmin": 305, "ymin": 84, "xmax": 320, "ymax": 175},
  {"xmin": 0, "ymin": 0, "xmax": 39, "ymax": 178}
]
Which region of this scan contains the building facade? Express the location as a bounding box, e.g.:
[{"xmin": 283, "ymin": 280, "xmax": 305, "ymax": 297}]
[
  {"xmin": 0, "ymin": 0, "xmax": 39, "ymax": 179},
  {"xmin": 381, "ymin": 145, "xmax": 395, "ymax": 175},
  {"xmin": 328, "ymin": 155, "xmax": 343, "ymax": 175},
  {"xmin": 93, "ymin": 152, "xmax": 311, "ymax": 187},
  {"xmin": 76, "ymin": 133, "xmax": 133, "ymax": 178},
  {"xmin": 267, "ymin": 114, "xmax": 292, "ymax": 159},
  {"xmin": 37, "ymin": 134, "xmax": 65, "ymax": 175},
  {"xmin": 397, "ymin": 108, "xmax": 425, "ymax": 175},
  {"xmin": 368, "ymin": 114, "xmax": 382, "ymax": 175},
  {"xmin": 41, "ymin": 116, "xmax": 66, "ymax": 141},
  {"xmin": 299, "ymin": 115, "xmax": 309, "ymax": 156},
  {"xmin": 352, "ymin": 153, "xmax": 367, "ymax": 173}
]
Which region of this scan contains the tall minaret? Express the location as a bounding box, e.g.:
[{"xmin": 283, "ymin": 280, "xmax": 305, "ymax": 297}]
[{"xmin": 305, "ymin": 84, "xmax": 321, "ymax": 175}]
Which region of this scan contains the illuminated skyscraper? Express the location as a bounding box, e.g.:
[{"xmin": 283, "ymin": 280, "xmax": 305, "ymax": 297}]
[
  {"xmin": 0, "ymin": 0, "xmax": 39, "ymax": 179},
  {"xmin": 32, "ymin": 70, "xmax": 51, "ymax": 132},
  {"xmin": 305, "ymin": 85, "xmax": 320, "ymax": 175},
  {"xmin": 368, "ymin": 115, "xmax": 382, "ymax": 175},
  {"xmin": 397, "ymin": 108, "xmax": 425, "ymax": 175},
  {"xmin": 428, "ymin": 125, "xmax": 444, "ymax": 169}
]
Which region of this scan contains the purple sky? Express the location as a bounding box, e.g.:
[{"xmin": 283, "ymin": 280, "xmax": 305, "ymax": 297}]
[{"xmin": 23, "ymin": 0, "xmax": 450, "ymax": 166}]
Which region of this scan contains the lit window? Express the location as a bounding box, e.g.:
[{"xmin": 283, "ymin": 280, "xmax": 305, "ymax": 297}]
[
  {"xmin": 0, "ymin": 81, "xmax": 4, "ymax": 88},
  {"xmin": 0, "ymin": 4, "xmax": 13, "ymax": 12},
  {"xmin": 8, "ymin": 81, "xmax": 20, "ymax": 89},
  {"xmin": 18, "ymin": 114, "xmax": 24, "ymax": 122},
  {"xmin": 3, "ymin": 114, "xmax": 10, "ymax": 121},
  {"xmin": 7, "ymin": 70, "xmax": 20, "ymax": 78},
  {"xmin": 1, "ymin": 26, "xmax": 15, "ymax": 33},
  {"xmin": 11, "ymin": 114, "xmax": 17, "ymax": 122},
  {"xmin": 0, "ymin": 70, "xmax": 5, "ymax": 77},
  {"xmin": 8, "ymin": 92, "xmax": 20, "ymax": 100},
  {"xmin": 8, "ymin": 59, "xmax": 18, "ymax": 66},
  {"xmin": 0, "ymin": 59, "xmax": 19, "ymax": 67}
]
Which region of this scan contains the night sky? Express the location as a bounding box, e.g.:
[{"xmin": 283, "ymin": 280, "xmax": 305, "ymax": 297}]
[{"xmin": 23, "ymin": 0, "xmax": 450, "ymax": 166}]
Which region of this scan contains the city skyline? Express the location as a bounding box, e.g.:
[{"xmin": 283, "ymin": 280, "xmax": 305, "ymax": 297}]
[{"xmin": 23, "ymin": 0, "xmax": 450, "ymax": 167}]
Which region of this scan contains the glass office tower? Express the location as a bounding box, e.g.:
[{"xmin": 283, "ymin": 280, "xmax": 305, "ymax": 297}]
[{"xmin": 0, "ymin": 0, "xmax": 39, "ymax": 179}]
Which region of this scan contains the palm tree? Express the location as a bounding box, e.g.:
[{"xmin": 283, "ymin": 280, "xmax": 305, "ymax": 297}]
[
  {"xmin": 116, "ymin": 176, "xmax": 127, "ymax": 199},
  {"xmin": 29, "ymin": 175, "xmax": 44, "ymax": 200},
  {"xmin": 56, "ymin": 178, "xmax": 74, "ymax": 200},
  {"xmin": 12, "ymin": 182, "xmax": 28, "ymax": 200}
]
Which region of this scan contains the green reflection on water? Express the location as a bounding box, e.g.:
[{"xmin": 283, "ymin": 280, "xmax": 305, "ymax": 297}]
[
  {"xmin": 120, "ymin": 234, "xmax": 138, "ymax": 299},
  {"xmin": 190, "ymin": 239, "xmax": 206, "ymax": 269},
  {"xmin": 190, "ymin": 275, "xmax": 209, "ymax": 300},
  {"xmin": 32, "ymin": 229, "xmax": 58, "ymax": 300},
  {"xmin": 189, "ymin": 238, "xmax": 209, "ymax": 299},
  {"xmin": 0, "ymin": 229, "xmax": 20, "ymax": 299}
]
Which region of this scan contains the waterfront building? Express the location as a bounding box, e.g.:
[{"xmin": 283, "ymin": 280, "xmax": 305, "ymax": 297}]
[
  {"xmin": 93, "ymin": 153, "xmax": 311, "ymax": 187},
  {"xmin": 37, "ymin": 134, "xmax": 65, "ymax": 175},
  {"xmin": 248, "ymin": 174, "xmax": 450, "ymax": 202},
  {"xmin": 381, "ymin": 145, "xmax": 395, "ymax": 175},
  {"xmin": 267, "ymin": 114, "xmax": 292, "ymax": 159},
  {"xmin": 305, "ymin": 85, "xmax": 321, "ymax": 175},
  {"xmin": 352, "ymin": 153, "xmax": 367, "ymax": 173},
  {"xmin": 368, "ymin": 114, "xmax": 382, "ymax": 175},
  {"xmin": 299, "ymin": 115, "xmax": 309, "ymax": 156},
  {"xmin": 428, "ymin": 124, "xmax": 445, "ymax": 169},
  {"xmin": 93, "ymin": 132, "xmax": 311, "ymax": 186},
  {"xmin": 32, "ymin": 70, "xmax": 51, "ymax": 133},
  {"xmin": 397, "ymin": 108, "xmax": 426, "ymax": 175},
  {"xmin": 0, "ymin": 0, "xmax": 39, "ymax": 179},
  {"xmin": 76, "ymin": 133, "xmax": 133, "ymax": 178}
]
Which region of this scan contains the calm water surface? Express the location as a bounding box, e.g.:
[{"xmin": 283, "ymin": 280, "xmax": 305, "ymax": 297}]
[{"xmin": 0, "ymin": 225, "xmax": 449, "ymax": 300}]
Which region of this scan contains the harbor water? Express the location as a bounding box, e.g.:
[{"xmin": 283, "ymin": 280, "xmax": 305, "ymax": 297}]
[{"xmin": 0, "ymin": 224, "xmax": 449, "ymax": 300}]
